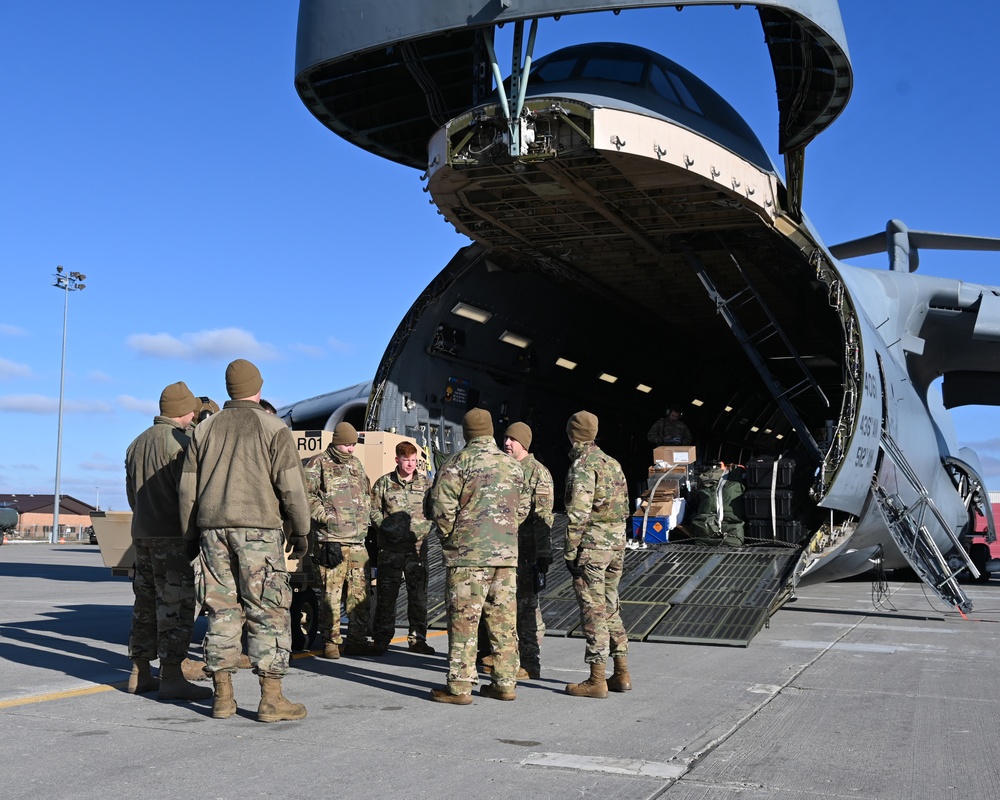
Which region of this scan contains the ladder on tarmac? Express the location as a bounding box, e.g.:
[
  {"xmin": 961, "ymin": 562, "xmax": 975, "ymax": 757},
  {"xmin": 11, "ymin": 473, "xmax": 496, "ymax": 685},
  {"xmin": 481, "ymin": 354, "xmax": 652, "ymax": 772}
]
[{"xmin": 874, "ymin": 430, "xmax": 977, "ymax": 613}]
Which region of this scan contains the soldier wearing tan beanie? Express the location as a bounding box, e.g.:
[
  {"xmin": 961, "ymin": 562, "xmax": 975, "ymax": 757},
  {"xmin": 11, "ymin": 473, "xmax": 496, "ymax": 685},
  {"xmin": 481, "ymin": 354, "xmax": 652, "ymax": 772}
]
[
  {"xmin": 225, "ymin": 359, "xmax": 263, "ymax": 400},
  {"xmin": 159, "ymin": 381, "xmax": 198, "ymax": 418},
  {"xmin": 124, "ymin": 380, "xmax": 208, "ymax": 702},
  {"xmin": 462, "ymin": 407, "xmax": 494, "ymax": 441},
  {"xmin": 566, "ymin": 410, "xmax": 599, "ymax": 443}
]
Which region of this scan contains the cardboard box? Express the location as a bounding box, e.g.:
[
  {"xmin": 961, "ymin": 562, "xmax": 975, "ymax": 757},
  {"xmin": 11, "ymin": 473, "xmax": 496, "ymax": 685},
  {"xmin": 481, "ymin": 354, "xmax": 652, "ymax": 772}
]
[
  {"xmin": 642, "ymin": 477, "xmax": 680, "ymax": 501},
  {"xmin": 632, "ymin": 515, "xmax": 670, "ymax": 544},
  {"xmin": 653, "ymin": 445, "xmax": 697, "ymax": 466},
  {"xmin": 293, "ymin": 430, "xmax": 422, "ymax": 487},
  {"xmin": 638, "ymin": 500, "xmax": 675, "ymax": 517}
]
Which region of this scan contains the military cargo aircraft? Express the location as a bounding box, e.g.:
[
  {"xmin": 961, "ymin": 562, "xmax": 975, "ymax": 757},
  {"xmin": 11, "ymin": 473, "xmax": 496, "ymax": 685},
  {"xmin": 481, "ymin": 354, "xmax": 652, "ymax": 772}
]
[{"xmin": 283, "ymin": 0, "xmax": 1000, "ymax": 643}]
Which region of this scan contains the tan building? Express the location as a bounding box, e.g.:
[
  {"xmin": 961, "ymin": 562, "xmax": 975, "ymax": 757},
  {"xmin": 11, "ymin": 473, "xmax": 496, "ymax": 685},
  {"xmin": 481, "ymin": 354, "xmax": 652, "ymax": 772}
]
[{"xmin": 0, "ymin": 494, "xmax": 96, "ymax": 542}]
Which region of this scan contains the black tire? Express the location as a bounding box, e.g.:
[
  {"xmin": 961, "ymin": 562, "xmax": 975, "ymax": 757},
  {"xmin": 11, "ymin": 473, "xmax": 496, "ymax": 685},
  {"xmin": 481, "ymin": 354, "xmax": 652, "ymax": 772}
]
[
  {"xmin": 971, "ymin": 543, "xmax": 991, "ymax": 584},
  {"xmin": 290, "ymin": 588, "xmax": 320, "ymax": 651}
]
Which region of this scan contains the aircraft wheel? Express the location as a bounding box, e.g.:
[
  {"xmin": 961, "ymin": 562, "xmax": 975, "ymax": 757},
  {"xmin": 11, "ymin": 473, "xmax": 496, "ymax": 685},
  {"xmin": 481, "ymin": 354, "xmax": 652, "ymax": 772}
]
[
  {"xmin": 970, "ymin": 543, "xmax": 991, "ymax": 584},
  {"xmin": 290, "ymin": 588, "xmax": 320, "ymax": 651}
]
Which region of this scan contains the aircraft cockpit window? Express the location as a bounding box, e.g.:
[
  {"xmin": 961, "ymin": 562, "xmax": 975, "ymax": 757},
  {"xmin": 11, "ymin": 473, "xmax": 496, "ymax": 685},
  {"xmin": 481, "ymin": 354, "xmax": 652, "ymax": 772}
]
[
  {"xmin": 533, "ymin": 58, "xmax": 576, "ymax": 83},
  {"xmin": 580, "ymin": 57, "xmax": 645, "ymax": 86},
  {"xmin": 650, "ymin": 65, "xmax": 703, "ymax": 115},
  {"xmin": 649, "ymin": 65, "xmax": 681, "ymax": 106},
  {"xmin": 669, "ymin": 70, "xmax": 703, "ymax": 115}
]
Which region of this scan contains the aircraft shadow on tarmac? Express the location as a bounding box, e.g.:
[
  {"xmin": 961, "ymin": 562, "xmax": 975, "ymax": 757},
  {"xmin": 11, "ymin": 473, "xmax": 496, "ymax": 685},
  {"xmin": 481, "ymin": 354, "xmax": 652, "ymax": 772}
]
[
  {"xmin": 0, "ymin": 560, "xmax": 128, "ymax": 583},
  {"xmin": 1, "ymin": 603, "xmax": 132, "ymax": 684}
]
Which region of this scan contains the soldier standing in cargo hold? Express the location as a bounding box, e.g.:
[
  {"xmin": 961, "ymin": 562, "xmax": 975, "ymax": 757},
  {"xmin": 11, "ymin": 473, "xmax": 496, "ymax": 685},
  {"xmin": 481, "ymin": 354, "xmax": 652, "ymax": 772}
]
[
  {"xmin": 502, "ymin": 422, "xmax": 554, "ymax": 680},
  {"xmin": 563, "ymin": 410, "xmax": 632, "ymax": 698},
  {"xmin": 305, "ymin": 421, "xmax": 378, "ymax": 658},
  {"xmin": 125, "ymin": 381, "xmax": 211, "ymax": 702},
  {"xmin": 647, "ymin": 405, "xmax": 693, "ymax": 446},
  {"xmin": 179, "ymin": 359, "xmax": 311, "ymax": 723},
  {"xmin": 426, "ymin": 408, "xmax": 529, "ymax": 703},
  {"xmin": 370, "ymin": 440, "xmax": 435, "ymax": 654}
]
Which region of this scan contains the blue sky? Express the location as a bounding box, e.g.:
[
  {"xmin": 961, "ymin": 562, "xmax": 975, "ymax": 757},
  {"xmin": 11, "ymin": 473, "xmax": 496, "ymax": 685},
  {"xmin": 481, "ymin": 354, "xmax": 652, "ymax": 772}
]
[{"xmin": 3, "ymin": 1, "xmax": 1000, "ymax": 513}]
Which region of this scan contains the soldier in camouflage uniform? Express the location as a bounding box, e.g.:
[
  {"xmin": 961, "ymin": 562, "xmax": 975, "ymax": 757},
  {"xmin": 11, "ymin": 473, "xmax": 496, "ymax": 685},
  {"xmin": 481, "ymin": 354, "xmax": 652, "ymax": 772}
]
[
  {"xmin": 647, "ymin": 406, "xmax": 693, "ymax": 446},
  {"xmin": 125, "ymin": 381, "xmax": 211, "ymax": 702},
  {"xmin": 564, "ymin": 411, "xmax": 632, "ymax": 698},
  {"xmin": 426, "ymin": 408, "xmax": 530, "ymax": 703},
  {"xmin": 502, "ymin": 422, "xmax": 554, "ymax": 680},
  {"xmin": 370, "ymin": 440, "xmax": 434, "ymax": 654},
  {"xmin": 305, "ymin": 421, "xmax": 378, "ymax": 659},
  {"xmin": 179, "ymin": 359, "xmax": 311, "ymax": 723}
]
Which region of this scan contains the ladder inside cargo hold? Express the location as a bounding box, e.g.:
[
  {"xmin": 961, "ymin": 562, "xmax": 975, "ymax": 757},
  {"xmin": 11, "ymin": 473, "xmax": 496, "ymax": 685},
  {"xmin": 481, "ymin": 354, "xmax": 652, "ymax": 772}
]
[
  {"xmin": 874, "ymin": 431, "xmax": 976, "ymax": 613},
  {"xmin": 681, "ymin": 242, "xmax": 826, "ymax": 461}
]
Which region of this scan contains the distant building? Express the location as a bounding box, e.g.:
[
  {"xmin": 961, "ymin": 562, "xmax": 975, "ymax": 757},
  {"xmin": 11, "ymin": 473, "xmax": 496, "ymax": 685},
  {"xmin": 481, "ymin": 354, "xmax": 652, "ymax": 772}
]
[{"xmin": 0, "ymin": 494, "xmax": 96, "ymax": 541}]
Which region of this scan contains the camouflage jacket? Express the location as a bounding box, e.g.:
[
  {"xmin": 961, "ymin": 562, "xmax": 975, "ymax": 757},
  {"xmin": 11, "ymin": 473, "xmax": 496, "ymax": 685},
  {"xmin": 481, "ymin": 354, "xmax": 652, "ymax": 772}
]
[
  {"xmin": 564, "ymin": 441, "xmax": 629, "ymax": 554},
  {"xmin": 518, "ymin": 454, "xmax": 554, "ymax": 561},
  {"xmin": 304, "ymin": 445, "xmax": 372, "ymax": 544},
  {"xmin": 426, "ymin": 436, "xmax": 529, "ymax": 567},
  {"xmin": 371, "ymin": 468, "xmax": 431, "ymax": 552},
  {"xmin": 647, "ymin": 417, "xmax": 693, "ymax": 446},
  {"xmin": 178, "ymin": 400, "xmax": 310, "ymax": 539},
  {"xmin": 126, "ymin": 417, "xmax": 189, "ymax": 540}
]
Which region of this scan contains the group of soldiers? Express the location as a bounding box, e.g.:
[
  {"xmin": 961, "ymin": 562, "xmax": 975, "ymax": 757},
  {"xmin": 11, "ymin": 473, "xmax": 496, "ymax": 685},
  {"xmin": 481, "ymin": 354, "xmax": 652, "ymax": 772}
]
[{"xmin": 124, "ymin": 358, "xmax": 634, "ymax": 722}]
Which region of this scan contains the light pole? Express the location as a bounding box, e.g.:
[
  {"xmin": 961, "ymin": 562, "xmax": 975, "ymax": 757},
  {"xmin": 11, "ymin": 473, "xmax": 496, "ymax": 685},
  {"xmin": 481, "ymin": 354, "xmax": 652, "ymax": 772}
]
[
  {"xmin": 51, "ymin": 266, "xmax": 86, "ymax": 544},
  {"xmin": 95, "ymin": 486, "xmax": 100, "ymax": 512}
]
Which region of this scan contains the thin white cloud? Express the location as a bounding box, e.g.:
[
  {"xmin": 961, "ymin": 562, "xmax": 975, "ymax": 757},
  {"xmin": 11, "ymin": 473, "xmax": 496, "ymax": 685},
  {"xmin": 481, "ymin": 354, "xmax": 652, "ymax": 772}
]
[
  {"xmin": 290, "ymin": 342, "xmax": 325, "ymax": 358},
  {"xmin": 0, "ymin": 358, "xmax": 32, "ymax": 379},
  {"xmin": 327, "ymin": 337, "xmax": 354, "ymax": 354},
  {"xmin": 88, "ymin": 370, "xmax": 114, "ymax": 384},
  {"xmin": 126, "ymin": 327, "xmax": 278, "ymax": 361},
  {"xmin": 117, "ymin": 395, "xmax": 158, "ymax": 415},
  {"xmin": 0, "ymin": 324, "xmax": 27, "ymax": 337},
  {"xmin": 0, "ymin": 394, "xmax": 113, "ymax": 414}
]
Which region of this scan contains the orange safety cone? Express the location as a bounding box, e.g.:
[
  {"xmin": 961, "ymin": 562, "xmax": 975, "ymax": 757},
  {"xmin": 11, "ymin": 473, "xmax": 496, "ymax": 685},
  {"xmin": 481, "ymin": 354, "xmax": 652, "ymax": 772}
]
[{"xmin": 58, "ymin": 536, "xmax": 66, "ymax": 544}]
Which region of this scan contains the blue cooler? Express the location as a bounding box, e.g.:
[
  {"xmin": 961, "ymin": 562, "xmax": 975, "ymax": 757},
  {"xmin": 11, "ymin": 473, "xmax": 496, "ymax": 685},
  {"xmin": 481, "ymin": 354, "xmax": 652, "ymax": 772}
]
[{"xmin": 632, "ymin": 515, "xmax": 670, "ymax": 544}]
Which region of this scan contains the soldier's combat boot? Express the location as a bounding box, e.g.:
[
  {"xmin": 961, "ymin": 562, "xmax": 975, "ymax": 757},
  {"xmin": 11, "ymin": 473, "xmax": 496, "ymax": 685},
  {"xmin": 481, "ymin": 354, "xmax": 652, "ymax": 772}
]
[
  {"xmin": 158, "ymin": 662, "xmax": 213, "ymax": 702},
  {"xmin": 481, "ymin": 683, "xmax": 516, "ymax": 701},
  {"xmin": 477, "ymin": 654, "xmax": 494, "ymax": 674},
  {"xmin": 565, "ymin": 662, "xmax": 609, "ymax": 698},
  {"xmin": 408, "ymin": 640, "xmax": 435, "ymax": 655},
  {"xmin": 211, "ymin": 672, "xmax": 237, "ymax": 719},
  {"xmin": 236, "ymin": 653, "xmax": 253, "ymax": 669},
  {"xmin": 429, "ymin": 681, "xmax": 473, "ymax": 704},
  {"xmin": 517, "ymin": 665, "xmax": 541, "ymax": 680},
  {"xmin": 607, "ymin": 655, "xmax": 632, "ymax": 692},
  {"xmin": 322, "ymin": 641, "xmax": 340, "ymax": 659},
  {"xmin": 257, "ymin": 676, "xmax": 307, "ymax": 723},
  {"xmin": 127, "ymin": 659, "xmax": 158, "ymax": 694},
  {"xmin": 181, "ymin": 658, "xmax": 210, "ymax": 681}
]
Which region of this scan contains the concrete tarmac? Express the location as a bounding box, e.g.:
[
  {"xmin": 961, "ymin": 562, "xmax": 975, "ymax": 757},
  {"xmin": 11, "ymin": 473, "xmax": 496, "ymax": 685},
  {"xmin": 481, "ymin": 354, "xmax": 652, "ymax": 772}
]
[{"xmin": 2, "ymin": 543, "xmax": 1000, "ymax": 799}]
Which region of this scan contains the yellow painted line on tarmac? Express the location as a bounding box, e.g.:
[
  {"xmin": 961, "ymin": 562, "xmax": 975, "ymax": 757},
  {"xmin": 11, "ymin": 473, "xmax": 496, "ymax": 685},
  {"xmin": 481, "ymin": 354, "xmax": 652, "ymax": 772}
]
[
  {"xmin": 0, "ymin": 682, "xmax": 123, "ymax": 709},
  {"xmin": 2, "ymin": 632, "xmax": 449, "ymax": 708}
]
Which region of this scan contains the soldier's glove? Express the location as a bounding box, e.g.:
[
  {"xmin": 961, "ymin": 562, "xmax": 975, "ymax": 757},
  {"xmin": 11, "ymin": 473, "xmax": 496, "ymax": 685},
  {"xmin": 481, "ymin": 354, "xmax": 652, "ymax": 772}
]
[
  {"xmin": 325, "ymin": 541, "xmax": 344, "ymax": 567},
  {"xmin": 184, "ymin": 536, "xmax": 201, "ymax": 562},
  {"xmin": 286, "ymin": 533, "xmax": 309, "ymax": 560},
  {"xmin": 535, "ymin": 555, "xmax": 552, "ymax": 575},
  {"xmin": 565, "ymin": 555, "xmax": 584, "ymax": 579}
]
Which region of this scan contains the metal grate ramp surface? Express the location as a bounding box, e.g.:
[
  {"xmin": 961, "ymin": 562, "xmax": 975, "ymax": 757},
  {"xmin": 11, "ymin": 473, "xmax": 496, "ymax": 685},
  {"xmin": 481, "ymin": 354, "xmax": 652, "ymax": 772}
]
[{"xmin": 418, "ymin": 537, "xmax": 798, "ymax": 647}]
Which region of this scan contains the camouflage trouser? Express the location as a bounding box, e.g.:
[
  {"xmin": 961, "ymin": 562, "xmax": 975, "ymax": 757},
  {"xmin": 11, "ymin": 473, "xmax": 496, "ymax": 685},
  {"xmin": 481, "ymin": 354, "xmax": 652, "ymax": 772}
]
[
  {"xmin": 516, "ymin": 555, "xmax": 545, "ymax": 671},
  {"xmin": 128, "ymin": 537, "xmax": 198, "ymax": 664},
  {"xmin": 371, "ymin": 541, "xmax": 429, "ymax": 647},
  {"xmin": 446, "ymin": 566, "xmax": 519, "ymax": 693},
  {"xmin": 318, "ymin": 543, "xmax": 370, "ymax": 646},
  {"xmin": 571, "ymin": 548, "xmax": 628, "ymax": 665},
  {"xmin": 200, "ymin": 527, "xmax": 292, "ymax": 677}
]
